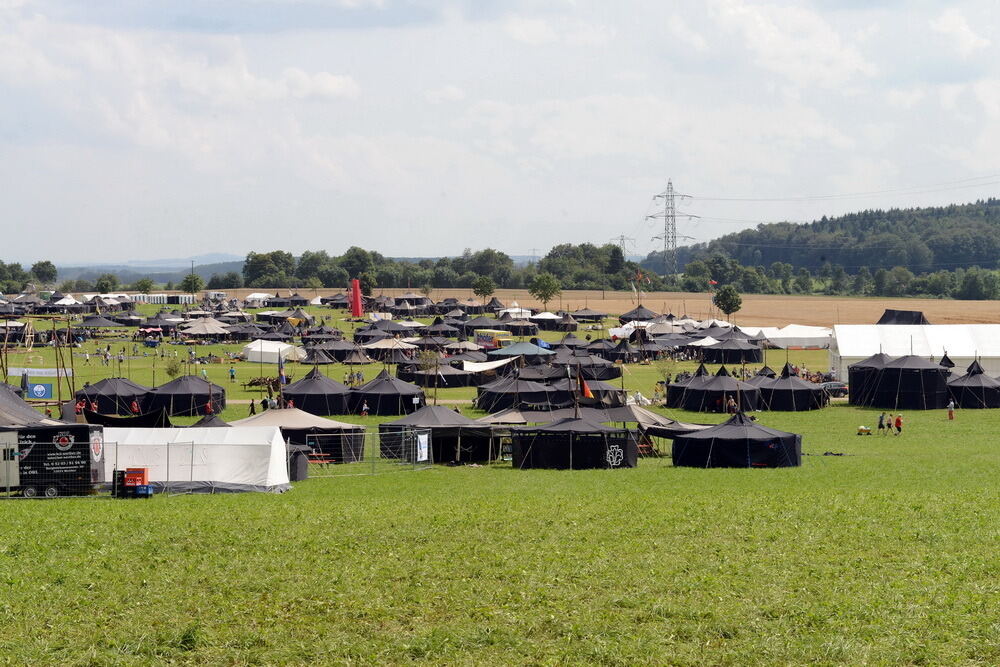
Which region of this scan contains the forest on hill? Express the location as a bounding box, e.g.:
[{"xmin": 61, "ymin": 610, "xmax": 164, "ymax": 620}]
[{"xmin": 644, "ymin": 199, "xmax": 1000, "ymax": 275}]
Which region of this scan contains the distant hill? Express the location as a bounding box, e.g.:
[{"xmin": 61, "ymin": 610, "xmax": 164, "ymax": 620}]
[
  {"xmin": 642, "ymin": 199, "xmax": 1000, "ymax": 274},
  {"xmin": 57, "ymin": 261, "xmax": 244, "ymax": 284}
]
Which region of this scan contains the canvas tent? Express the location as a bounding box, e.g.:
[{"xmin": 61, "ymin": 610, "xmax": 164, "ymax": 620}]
[
  {"xmin": 242, "ymin": 339, "xmax": 306, "ymax": 364},
  {"xmin": 701, "ymin": 339, "xmax": 763, "ymax": 365},
  {"xmin": 666, "ymin": 366, "xmax": 760, "ymax": 413},
  {"xmin": 75, "ymin": 377, "xmax": 151, "ymax": 415},
  {"xmin": 378, "ymin": 405, "xmax": 497, "ymax": 463},
  {"xmin": 756, "ymin": 363, "xmax": 828, "ymax": 411},
  {"xmin": 948, "ymin": 360, "xmax": 1000, "ymax": 408},
  {"xmin": 671, "ymin": 413, "xmax": 801, "ymax": 468},
  {"xmin": 281, "ymin": 367, "xmax": 352, "ymax": 415},
  {"xmin": 863, "ymin": 355, "xmax": 950, "ymax": 410},
  {"xmin": 143, "ymin": 376, "xmax": 226, "ymax": 417},
  {"xmin": 831, "ymin": 325, "xmax": 1000, "ymax": 379},
  {"xmin": 351, "ymin": 370, "xmax": 425, "ymax": 415},
  {"xmin": 765, "ymin": 324, "xmax": 832, "ymax": 350},
  {"xmin": 511, "ymin": 418, "xmax": 638, "ymax": 470},
  {"xmin": 231, "ymin": 408, "xmax": 365, "ymax": 462},
  {"xmin": 102, "ymin": 426, "xmax": 290, "ymax": 493},
  {"xmin": 877, "ymin": 309, "xmax": 930, "ymax": 325}
]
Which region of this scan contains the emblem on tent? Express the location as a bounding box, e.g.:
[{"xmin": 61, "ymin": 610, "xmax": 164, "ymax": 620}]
[
  {"xmin": 91, "ymin": 434, "xmax": 104, "ymax": 463},
  {"xmin": 606, "ymin": 444, "xmax": 624, "ymax": 467},
  {"xmin": 53, "ymin": 434, "xmax": 75, "ymax": 451}
]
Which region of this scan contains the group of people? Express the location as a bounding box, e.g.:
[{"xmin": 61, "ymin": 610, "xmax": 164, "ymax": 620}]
[
  {"xmin": 343, "ymin": 370, "xmax": 366, "ymax": 387},
  {"xmin": 877, "ymin": 412, "xmax": 905, "ymax": 435},
  {"xmin": 247, "ymin": 396, "xmax": 295, "ymax": 415}
]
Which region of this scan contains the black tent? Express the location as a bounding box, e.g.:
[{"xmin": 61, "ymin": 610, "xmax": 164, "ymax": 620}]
[
  {"xmin": 511, "ymin": 418, "xmax": 638, "ymax": 470},
  {"xmin": 300, "ymin": 347, "xmax": 335, "ymax": 365},
  {"xmin": 745, "ymin": 366, "xmax": 777, "ymax": 386},
  {"xmin": 672, "ymin": 413, "xmax": 801, "ymax": 468},
  {"xmin": 665, "ymin": 366, "xmax": 760, "ymax": 413},
  {"xmin": 351, "ymin": 370, "xmax": 424, "ymax": 415},
  {"xmin": 84, "ymin": 408, "xmax": 171, "ymax": 428},
  {"xmin": 282, "ymin": 367, "xmax": 352, "ymax": 415},
  {"xmin": 757, "ymin": 363, "xmax": 828, "ymax": 411},
  {"xmin": 571, "ymin": 307, "xmax": 607, "ymax": 322},
  {"xmin": 876, "ymin": 309, "xmax": 930, "ymax": 325},
  {"xmin": 189, "ymin": 414, "xmax": 231, "ymax": 427},
  {"xmin": 378, "ymin": 405, "xmax": 497, "ymax": 463},
  {"xmin": 475, "ymin": 375, "xmax": 554, "ymax": 412},
  {"xmin": 80, "ymin": 315, "xmax": 121, "ymax": 328},
  {"xmin": 396, "ymin": 363, "xmax": 475, "ymax": 388},
  {"xmin": 847, "ymin": 352, "xmax": 893, "ymax": 406},
  {"xmin": 701, "ymin": 339, "xmax": 763, "ymax": 365},
  {"xmin": 618, "ymin": 305, "xmax": 659, "ymax": 324},
  {"xmin": 75, "ymin": 377, "xmax": 151, "ymax": 415},
  {"xmin": 865, "ymin": 355, "xmax": 950, "ymax": 410},
  {"xmin": 605, "ymin": 339, "xmax": 639, "ymax": 363},
  {"xmin": 0, "ymin": 383, "xmax": 56, "ymax": 426},
  {"xmin": 143, "ymin": 375, "xmax": 226, "ymax": 417},
  {"xmin": 947, "ymin": 360, "xmax": 1000, "ymax": 408}
]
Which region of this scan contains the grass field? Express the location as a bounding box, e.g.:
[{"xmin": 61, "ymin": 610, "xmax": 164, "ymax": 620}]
[
  {"xmin": 3, "ymin": 301, "xmax": 997, "ymax": 663},
  {"xmin": 2, "ymin": 404, "xmax": 998, "ymax": 664}
]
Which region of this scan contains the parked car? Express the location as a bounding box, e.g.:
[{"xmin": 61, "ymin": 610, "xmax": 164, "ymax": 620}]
[{"xmin": 820, "ymin": 381, "xmax": 848, "ymax": 398}]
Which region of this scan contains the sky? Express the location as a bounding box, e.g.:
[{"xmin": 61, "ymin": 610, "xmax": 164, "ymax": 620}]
[{"xmin": 2, "ymin": 0, "xmax": 1000, "ymax": 264}]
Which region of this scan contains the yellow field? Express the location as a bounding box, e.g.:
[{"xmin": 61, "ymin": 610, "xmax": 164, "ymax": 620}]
[{"xmin": 223, "ymin": 287, "xmax": 1000, "ymax": 327}]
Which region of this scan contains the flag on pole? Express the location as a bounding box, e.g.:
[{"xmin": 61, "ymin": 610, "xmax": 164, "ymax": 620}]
[
  {"xmin": 578, "ymin": 373, "xmax": 594, "ymax": 399},
  {"xmin": 278, "ymin": 354, "xmax": 287, "ymax": 385}
]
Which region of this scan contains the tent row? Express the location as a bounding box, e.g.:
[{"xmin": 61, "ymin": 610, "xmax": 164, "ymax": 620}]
[
  {"xmin": 849, "ymin": 354, "xmax": 1000, "ymax": 409},
  {"xmin": 666, "ymin": 364, "xmax": 829, "ymax": 412}
]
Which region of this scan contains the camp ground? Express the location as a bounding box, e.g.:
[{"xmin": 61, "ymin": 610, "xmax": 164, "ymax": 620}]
[{"xmin": 3, "ymin": 294, "xmax": 1000, "ymax": 664}]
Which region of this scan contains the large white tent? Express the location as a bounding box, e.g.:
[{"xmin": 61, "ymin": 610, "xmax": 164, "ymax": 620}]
[
  {"xmin": 766, "ymin": 324, "xmax": 832, "ymax": 350},
  {"xmin": 242, "ymin": 339, "xmax": 306, "ymax": 364},
  {"xmin": 831, "ymin": 324, "xmax": 1000, "ymax": 379},
  {"xmin": 102, "ymin": 426, "xmax": 290, "ymax": 493}
]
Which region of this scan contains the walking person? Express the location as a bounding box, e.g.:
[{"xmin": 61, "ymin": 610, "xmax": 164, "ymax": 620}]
[
  {"xmin": 877, "ymin": 411, "xmax": 887, "ymax": 435},
  {"xmin": 361, "ymin": 400, "xmax": 369, "ymax": 417},
  {"xmin": 947, "ymin": 399, "xmax": 955, "ymax": 421},
  {"xmin": 886, "ymin": 414, "xmax": 894, "ymax": 436},
  {"xmin": 894, "ymin": 413, "xmax": 903, "ymax": 436},
  {"xmin": 248, "ymin": 399, "xmax": 256, "ymax": 416}
]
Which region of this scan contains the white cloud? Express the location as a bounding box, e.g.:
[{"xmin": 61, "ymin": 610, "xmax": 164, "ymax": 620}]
[
  {"xmin": 885, "ymin": 86, "xmax": 926, "ymax": 109},
  {"xmin": 667, "ymin": 15, "xmax": 708, "ymax": 53},
  {"xmin": 424, "ymin": 84, "xmax": 466, "ymax": 104},
  {"xmin": 502, "ymin": 15, "xmax": 613, "ymax": 47},
  {"xmin": 502, "ymin": 16, "xmax": 558, "ymax": 45},
  {"xmin": 930, "ymin": 8, "xmax": 990, "ymax": 58},
  {"xmin": 710, "ymin": 0, "xmax": 876, "ymax": 87}
]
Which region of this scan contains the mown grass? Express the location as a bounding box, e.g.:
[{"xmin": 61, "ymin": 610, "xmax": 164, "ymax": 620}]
[{"xmin": 2, "ymin": 402, "xmax": 1000, "ymax": 664}]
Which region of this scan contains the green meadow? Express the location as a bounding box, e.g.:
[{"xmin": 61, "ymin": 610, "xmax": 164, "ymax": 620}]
[{"xmin": 2, "ymin": 305, "xmax": 995, "ymax": 664}]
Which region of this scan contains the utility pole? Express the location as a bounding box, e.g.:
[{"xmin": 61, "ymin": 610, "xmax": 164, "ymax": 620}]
[
  {"xmin": 527, "ymin": 248, "xmax": 540, "ymax": 265},
  {"xmin": 609, "ymin": 235, "xmax": 634, "ymax": 257},
  {"xmin": 648, "ymin": 179, "xmax": 677, "ymax": 281}
]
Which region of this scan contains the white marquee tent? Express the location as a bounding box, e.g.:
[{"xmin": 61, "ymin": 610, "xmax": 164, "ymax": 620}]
[
  {"xmin": 766, "ymin": 324, "xmax": 832, "ymax": 350},
  {"xmin": 102, "ymin": 426, "xmax": 290, "ymax": 493},
  {"xmin": 831, "ymin": 324, "xmax": 1000, "ymax": 379},
  {"xmin": 242, "ymin": 339, "xmax": 306, "ymax": 364}
]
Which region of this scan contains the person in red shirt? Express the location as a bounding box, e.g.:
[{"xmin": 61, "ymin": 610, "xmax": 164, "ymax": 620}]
[
  {"xmin": 89, "ymin": 400, "xmax": 99, "ymax": 412},
  {"xmin": 894, "ymin": 414, "xmax": 903, "ymax": 435},
  {"xmin": 205, "ymin": 401, "xmax": 214, "ymax": 415},
  {"xmin": 130, "ymin": 400, "xmax": 140, "ymax": 415}
]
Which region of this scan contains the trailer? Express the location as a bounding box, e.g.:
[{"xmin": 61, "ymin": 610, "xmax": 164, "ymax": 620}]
[{"xmin": 0, "ymin": 424, "xmax": 105, "ymax": 498}]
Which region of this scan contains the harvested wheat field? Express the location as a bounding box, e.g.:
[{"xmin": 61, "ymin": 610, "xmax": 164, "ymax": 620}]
[{"xmin": 234, "ymin": 288, "xmax": 1000, "ymax": 327}]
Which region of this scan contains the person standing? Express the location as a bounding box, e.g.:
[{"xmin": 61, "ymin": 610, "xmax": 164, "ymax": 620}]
[
  {"xmin": 248, "ymin": 399, "xmax": 256, "ymax": 416},
  {"xmin": 361, "ymin": 400, "xmax": 369, "ymax": 417},
  {"xmin": 894, "ymin": 413, "xmax": 903, "ymax": 436},
  {"xmin": 229, "ymin": 366, "xmax": 236, "ymax": 383},
  {"xmin": 947, "ymin": 399, "xmax": 955, "ymax": 421}
]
